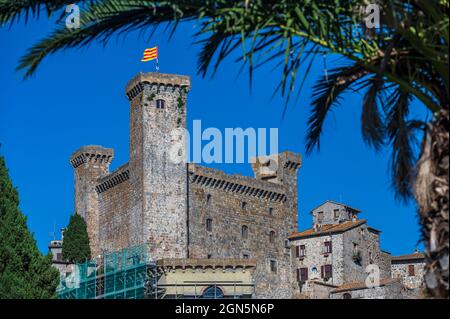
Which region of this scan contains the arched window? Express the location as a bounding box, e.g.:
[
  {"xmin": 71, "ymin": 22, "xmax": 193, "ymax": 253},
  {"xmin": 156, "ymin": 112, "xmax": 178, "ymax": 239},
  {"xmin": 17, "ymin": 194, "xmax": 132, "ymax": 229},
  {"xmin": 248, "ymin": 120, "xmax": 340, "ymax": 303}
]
[
  {"xmin": 206, "ymin": 218, "xmax": 213, "ymax": 232},
  {"xmin": 241, "ymin": 225, "xmax": 248, "ymax": 239},
  {"xmin": 269, "ymin": 231, "xmax": 276, "ymax": 243},
  {"xmin": 156, "ymin": 99, "xmax": 165, "ymax": 109},
  {"xmin": 201, "ymin": 286, "xmax": 224, "ymax": 299},
  {"xmin": 343, "ymin": 293, "xmax": 352, "ymax": 299}
]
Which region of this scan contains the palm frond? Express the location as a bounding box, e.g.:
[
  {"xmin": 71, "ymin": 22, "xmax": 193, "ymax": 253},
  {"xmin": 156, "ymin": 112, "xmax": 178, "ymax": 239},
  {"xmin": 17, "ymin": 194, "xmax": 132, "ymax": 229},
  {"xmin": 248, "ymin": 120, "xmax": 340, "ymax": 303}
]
[
  {"xmin": 305, "ymin": 63, "xmax": 368, "ymax": 153},
  {"xmin": 386, "ymin": 87, "xmax": 424, "ymax": 200},
  {"xmin": 361, "ymin": 76, "xmax": 386, "ymax": 151}
]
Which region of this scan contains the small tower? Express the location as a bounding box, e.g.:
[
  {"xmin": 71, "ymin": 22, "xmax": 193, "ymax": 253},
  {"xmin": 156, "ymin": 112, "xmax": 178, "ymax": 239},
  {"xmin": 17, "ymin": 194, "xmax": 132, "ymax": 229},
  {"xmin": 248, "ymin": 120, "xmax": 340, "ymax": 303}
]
[
  {"xmin": 251, "ymin": 151, "xmax": 302, "ymax": 229},
  {"xmin": 125, "ymin": 72, "xmax": 191, "ymax": 260},
  {"xmin": 70, "ymin": 145, "xmax": 113, "ymax": 258}
]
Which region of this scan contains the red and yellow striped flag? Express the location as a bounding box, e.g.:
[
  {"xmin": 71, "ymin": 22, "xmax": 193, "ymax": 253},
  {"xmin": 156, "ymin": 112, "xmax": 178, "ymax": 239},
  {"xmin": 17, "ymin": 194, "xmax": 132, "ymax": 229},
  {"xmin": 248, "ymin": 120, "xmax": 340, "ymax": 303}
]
[{"xmin": 141, "ymin": 46, "xmax": 158, "ymax": 62}]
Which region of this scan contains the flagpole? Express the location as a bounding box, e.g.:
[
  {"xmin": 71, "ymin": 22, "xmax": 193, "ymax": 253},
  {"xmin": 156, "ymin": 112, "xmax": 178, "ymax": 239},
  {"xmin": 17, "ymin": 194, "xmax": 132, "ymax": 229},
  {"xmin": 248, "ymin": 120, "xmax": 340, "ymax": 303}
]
[{"xmin": 156, "ymin": 58, "xmax": 160, "ymax": 72}]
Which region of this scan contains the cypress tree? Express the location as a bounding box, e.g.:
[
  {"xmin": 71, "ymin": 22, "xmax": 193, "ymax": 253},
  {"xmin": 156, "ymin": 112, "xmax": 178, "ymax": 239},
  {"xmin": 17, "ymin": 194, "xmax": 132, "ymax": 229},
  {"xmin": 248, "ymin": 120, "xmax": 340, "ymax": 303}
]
[
  {"xmin": 0, "ymin": 155, "xmax": 59, "ymax": 298},
  {"xmin": 62, "ymin": 213, "xmax": 91, "ymax": 264}
]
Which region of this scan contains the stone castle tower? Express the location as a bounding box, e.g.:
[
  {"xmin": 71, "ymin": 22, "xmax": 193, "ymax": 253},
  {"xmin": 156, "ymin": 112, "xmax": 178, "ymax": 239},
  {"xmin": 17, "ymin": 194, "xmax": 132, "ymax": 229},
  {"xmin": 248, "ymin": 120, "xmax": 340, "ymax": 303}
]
[
  {"xmin": 125, "ymin": 73, "xmax": 190, "ymax": 260},
  {"xmin": 70, "ymin": 72, "xmax": 301, "ymax": 298}
]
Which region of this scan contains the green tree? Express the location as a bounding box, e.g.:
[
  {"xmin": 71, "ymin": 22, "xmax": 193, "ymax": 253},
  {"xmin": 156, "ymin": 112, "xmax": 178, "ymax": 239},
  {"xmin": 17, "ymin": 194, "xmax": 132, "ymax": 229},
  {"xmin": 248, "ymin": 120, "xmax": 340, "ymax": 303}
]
[
  {"xmin": 0, "ymin": 155, "xmax": 59, "ymax": 299},
  {"xmin": 62, "ymin": 213, "xmax": 91, "ymax": 264},
  {"xmin": 0, "ymin": 0, "xmax": 447, "ymax": 297}
]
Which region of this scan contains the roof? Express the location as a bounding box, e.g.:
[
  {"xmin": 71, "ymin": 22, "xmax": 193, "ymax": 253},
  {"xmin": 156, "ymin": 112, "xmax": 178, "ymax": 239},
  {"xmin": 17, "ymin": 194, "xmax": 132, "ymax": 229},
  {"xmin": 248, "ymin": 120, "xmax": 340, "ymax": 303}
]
[
  {"xmin": 332, "ymin": 278, "xmax": 400, "ymax": 293},
  {"xmin": 310, "ymin": 200, "xmax": 362, "ymax": 214},
  {"xmin": 367, "ymin": 226, "xmax": 382, "ymax": 234},
  {"xmin": 391, "ymin": 252, "xmax": 425, "ymax": 262},
  {"xmin": 288, "ymin": 219, "xmax": 367, "ymax": 240}
]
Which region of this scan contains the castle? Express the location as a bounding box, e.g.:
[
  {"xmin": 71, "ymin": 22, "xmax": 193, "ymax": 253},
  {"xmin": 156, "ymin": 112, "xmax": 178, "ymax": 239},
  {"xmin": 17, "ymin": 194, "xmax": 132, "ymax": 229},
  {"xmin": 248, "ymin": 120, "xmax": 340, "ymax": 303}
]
[{"xmin": 54, "ymin": 72, "xmax": 425, "ymax": 299}]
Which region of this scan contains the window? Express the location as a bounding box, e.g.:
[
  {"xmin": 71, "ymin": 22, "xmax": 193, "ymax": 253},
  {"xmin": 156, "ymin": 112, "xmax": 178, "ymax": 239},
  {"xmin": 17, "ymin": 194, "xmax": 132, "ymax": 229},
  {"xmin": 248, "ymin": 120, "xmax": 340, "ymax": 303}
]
[
  {"xmin": 321, "ymin": 264, "xmax": 332, "ymax": 279},
  {"xmin": 206, "ymin": 194, "xmax": 212, "ymax": 204},
  {"xmin": 270, "ymin": 259, "xmax": 277, "ymax": 273},
  {"xmin": 207, "ymin": 254, "xmax": 212, "ymax": 259},
  {"xmin": 343, "ymin": 293, "xmax": 352, "ymax": 299},
  {"xmin": 156, "ymin": 99, "xmax": 165, "ymax": 109},
  {"xmin": 296, "ymin": 245, "xmax": 306, "ymax": 258},
  {"xmin": 56, "ymin": 253, "xmax": 62, "ymax": 261},
  {"xmin": 324, "ymin": 241, "xmax": 332, "ymax": 254},
  {"xmin": 241, "ymin": 225, "xmax": 248, "ymax": 239},
  {"xmin": 333, "ymin": 209, "xmax": 340, "ymax": 220},
  {"xmin": 317, "ymin": 211, "xmax": 324, "ymax": 223},
  {"xmin": 408, "ymin": 265, "xmax": 415, "ymax": 276},
  {"xmin": 269, "ymin": 207, "xmax": 274, "ymax": 215},
  {"xmin": 269, "ymin": 231, "xmax": 276, "ymax": 243},
  {"xmin": 243, "ymin": 253, "xmax": 250, "ymax": 259},
  {"xmin": 206, "ymin": 218, "xmax": 213, "ymax": 232},
  {"xmin": 298, "ymin": 268, "xmax": 308, "ymax": 282},
  {"xmin": 241, "ymin": 201, "xmax": 247, "ymax": 210},
  {"xmin": 201, "ymin": 286, "xmax": 224, "ymax": 299}
]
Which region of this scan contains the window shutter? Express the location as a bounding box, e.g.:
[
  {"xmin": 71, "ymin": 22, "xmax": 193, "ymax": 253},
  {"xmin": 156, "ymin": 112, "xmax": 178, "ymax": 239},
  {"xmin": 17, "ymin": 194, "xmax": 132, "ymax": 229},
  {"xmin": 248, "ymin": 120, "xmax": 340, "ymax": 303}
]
[
  {"xmin": 321, "ymin": 265, "xmax": 324, "ymax": 278},
  {"xmin": 295, "ymin": 246, "xmax": 300, "ymax": 258},
  {"xmin": 305, "ymin": 268, "xmax": 309, "ymax": 281},
  {"xmin": 297, "ymin": 269, "xmax": 300, "ymax": 281}
]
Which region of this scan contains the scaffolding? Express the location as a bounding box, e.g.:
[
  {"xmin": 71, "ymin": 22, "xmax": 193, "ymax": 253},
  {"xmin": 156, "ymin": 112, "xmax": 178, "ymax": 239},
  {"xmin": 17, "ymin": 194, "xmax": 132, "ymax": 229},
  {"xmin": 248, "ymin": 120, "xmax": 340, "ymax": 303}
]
[
  {"xmin": 57, "ymin": 244, "xmax": 255, "ymax": 299},
  {"xmin": 57, "ymin": 245, "xmax": 152, "ymax": 299}
]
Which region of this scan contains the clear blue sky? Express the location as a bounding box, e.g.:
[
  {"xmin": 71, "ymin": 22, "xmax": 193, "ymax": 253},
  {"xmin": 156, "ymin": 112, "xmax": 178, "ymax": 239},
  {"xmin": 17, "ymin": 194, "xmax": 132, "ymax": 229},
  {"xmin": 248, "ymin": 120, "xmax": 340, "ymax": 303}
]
[{"xmin": 0, "ymin": 17, "xmax": 425, "ymax": 255}]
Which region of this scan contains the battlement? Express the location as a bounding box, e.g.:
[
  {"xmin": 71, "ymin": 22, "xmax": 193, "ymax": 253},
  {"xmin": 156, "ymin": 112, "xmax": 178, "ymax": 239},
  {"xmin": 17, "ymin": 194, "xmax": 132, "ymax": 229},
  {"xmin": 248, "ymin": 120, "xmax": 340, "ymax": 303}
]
[
  {"xmin": 250, "ymin": 151, "xmax": 302, "ymax": 182},
  {"xmin": 188, "ymin": 163, "xmax": 287, "ymax": 203},
  {"xmin": 70, "ymin": 145, "xmax": 114, "ymax": 168},
  {"xmin": 125, "ymin": 72, "xmax": 191, "ymax": 100},
  {"xmin": 95, "ymin": 163, "xmax": 130, "ymax": 194}
]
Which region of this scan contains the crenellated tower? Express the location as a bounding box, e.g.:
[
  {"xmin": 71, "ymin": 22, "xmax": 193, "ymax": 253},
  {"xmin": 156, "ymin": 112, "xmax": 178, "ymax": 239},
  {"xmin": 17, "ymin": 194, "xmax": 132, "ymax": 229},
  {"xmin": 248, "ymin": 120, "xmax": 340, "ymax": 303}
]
[
  {"xmin": 251, "ymin": 151, "xmax": 302, "ymax": 230},
  {"xmin": 70, "ymin": 145, "xmax": 114, "ymax": 258},
  {"xmin": 125, "ymin": 72, "xmax": 191, "ymax": 260}
]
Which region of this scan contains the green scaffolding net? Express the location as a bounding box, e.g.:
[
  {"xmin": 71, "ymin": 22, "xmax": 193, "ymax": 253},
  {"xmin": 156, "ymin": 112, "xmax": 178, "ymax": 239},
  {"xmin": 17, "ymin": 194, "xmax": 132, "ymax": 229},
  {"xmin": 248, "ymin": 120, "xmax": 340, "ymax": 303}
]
[{"xmin": 57, "ymin": 245, "xmax": 150, "ymax": 299}]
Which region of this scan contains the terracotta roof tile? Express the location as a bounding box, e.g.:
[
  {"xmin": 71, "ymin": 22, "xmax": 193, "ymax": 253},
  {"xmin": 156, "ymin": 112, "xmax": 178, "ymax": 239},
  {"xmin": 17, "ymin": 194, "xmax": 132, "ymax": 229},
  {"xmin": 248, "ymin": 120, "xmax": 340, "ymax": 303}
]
[
  {"xmin": 332, "ymin": 278, "xmax": 400, "ymax": 293},
  {"xmin": 391, "ymin": 252, "xmax": 425, "ymax": 262},
  {"xmin": 288, "ymin": 219, "xmax": 366, "ymax": 239}
]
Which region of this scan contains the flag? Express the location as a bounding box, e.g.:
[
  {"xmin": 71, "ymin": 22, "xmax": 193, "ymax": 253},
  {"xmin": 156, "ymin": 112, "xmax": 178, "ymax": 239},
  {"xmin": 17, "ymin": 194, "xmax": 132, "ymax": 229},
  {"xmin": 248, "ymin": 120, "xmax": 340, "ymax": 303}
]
[{"xmin": 141, "ymin": 46, "xmax": 158, "ymax": 62}]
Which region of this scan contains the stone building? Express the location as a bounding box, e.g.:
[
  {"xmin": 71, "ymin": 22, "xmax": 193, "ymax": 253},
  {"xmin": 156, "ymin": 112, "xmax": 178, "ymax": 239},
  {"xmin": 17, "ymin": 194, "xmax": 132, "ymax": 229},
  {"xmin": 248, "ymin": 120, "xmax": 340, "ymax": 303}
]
[
  {"xmin": 391, "ymin": 251, "xmax": 426, "ymax": 290},
  {"xmin": 288, "ymin": 201, "xmax": 392, "ymax": 298},
  {"xmin": 48, "ymin": 229, "xmax": 70, "ymax": 277},
  {"xmin": 68, "ymin": 72, "xmax": 300, "ymax": 299}
]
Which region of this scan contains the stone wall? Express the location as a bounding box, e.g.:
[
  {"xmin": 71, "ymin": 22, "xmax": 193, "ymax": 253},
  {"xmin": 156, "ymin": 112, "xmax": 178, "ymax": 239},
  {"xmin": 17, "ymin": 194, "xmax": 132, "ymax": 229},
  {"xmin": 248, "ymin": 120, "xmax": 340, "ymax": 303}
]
[
  {"xmin": 311, "ymin": 201, "xmax": 359, "ymax": 226},
  {"xmin": 291, "ymin": 232, "xmax": 345, "ymax": 291},
  {"xmin": 391, "ymin": 260, "xmax": 426, "ymax": 290},
  {"xmin": 70, "ymin": 145, "xmax": 113, "ymax": 258},
  {"xmin": 331, "ymin": 279, "xmax": 404, "ymax": 299},
  {"xmin": 97, "ymin": 164, "xmax": 132, "ymax": 254},
  {"xmin": 187, "ymin": 156, "xmax": 300, "ymax": 299}
]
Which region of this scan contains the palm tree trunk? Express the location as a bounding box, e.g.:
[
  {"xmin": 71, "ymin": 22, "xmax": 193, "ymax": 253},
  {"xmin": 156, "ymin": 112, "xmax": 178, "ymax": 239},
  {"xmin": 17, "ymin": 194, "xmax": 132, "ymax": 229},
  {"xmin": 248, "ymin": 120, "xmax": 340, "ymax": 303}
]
[{"xmin": 415, "ymin": 107, "xmax": 449, "ymax": 298}]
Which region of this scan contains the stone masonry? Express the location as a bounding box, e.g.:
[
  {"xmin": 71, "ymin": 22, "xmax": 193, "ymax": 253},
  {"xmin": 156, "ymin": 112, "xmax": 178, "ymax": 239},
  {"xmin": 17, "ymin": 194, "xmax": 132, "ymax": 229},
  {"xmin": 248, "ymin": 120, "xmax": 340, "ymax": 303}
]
[
  {"xmin": 288, "ymin": 201, "xmax": 392, "ymax": 298},
  {"xmin": 70, "ymin": 72, "xmax": 301, "ymax": 299}
]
